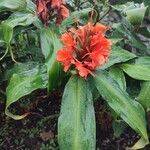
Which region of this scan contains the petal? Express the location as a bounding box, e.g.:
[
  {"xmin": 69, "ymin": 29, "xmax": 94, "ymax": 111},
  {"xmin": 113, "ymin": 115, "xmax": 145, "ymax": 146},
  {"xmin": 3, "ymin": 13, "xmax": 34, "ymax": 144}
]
[
  {"xmin": 93, "ymin": 23, "xmax": 107, "ymax": 33},
  {"xmin": 98, "ymin": 55, "xmax": 105, "ymax": 65},
  {"xmin": 36, "ymin": 0, "xmax": 45, "ymax": 14},
  {"xmin": 84, "ymin": 61, "xmax": 97, "ymax": 70},
  {"xmin": 60, "ymin": 5, "xmax": 69, "ymax": 17},
  {"xmin": 74, "ymin": 62, "xmax": 93, "ymax": 79},
  {"xmin": 91, "ymin": 36, "xmax": 112, "ymax": 52},
  {"xmin": 56, "ymin": 49, "xmax": 72, "ymax": 62},
  {"xmin": 90, "ymin": 34, "xmax": 104, "ymax": 46},
  {"xmin": 99, "ymin": 38, "xmax": 112, "ymax": 49},
  {"xmin": 51, "ymin": 0, "xmax": 61, "ymax": 8},
  {"xmin": 63, "ymin": 61, "xmax": 71, "ymax": 72},
  {"xmin": 100, "ymin": 49, "xmax": 111, "ymax": 56},
  {"xmin": 56, "ymin": 49, "xmax": 73, "ymax": 72},
  {"xmin": 90, "ymin": 49, "xmax": 110, "ymax": 68},
  {"xmin": 61, "ymin": 32, "xmax": 74, "ymax": 47}
]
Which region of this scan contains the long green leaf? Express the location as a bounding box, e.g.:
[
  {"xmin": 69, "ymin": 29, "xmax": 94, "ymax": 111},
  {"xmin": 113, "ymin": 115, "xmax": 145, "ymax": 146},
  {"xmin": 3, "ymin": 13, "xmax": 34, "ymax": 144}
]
[
  {"xmin": 101, "ymin": 45, "xmax": 136, "ymax": 69},
  {"xmin": 137, "ymin": 27, "xmax": 150, "ymax": 38},
  {"xmin": 0, "ymin": 24, "xmax": 13, "ymax": 44},
  {"xmin": 4, "ymin": 12, "xmax": 37, "ymax": 28},
  {"xmin": 121, "ymin": 64, "xmax": 150, "ymax": 81},
  {"xmin": 93, "ymin": 70, "xmax": 148, "ymax": 141},
  {"xmin": 109, "ymin": 66, "xmax": 126, "ymax": 90},
  {"xmin": 138, "ymin": 82, "xmax": 150, "ymax": 111},
  {"xmin": 0, "ymin": 24, "xmax": 13, "ymax": 60},
  {"xmin": 112, "ymin": 22, "xmax": 150, "ymax": 53},
  {"xmin": 3, "ymin": 62, "xmax": 41, "ymax": 81},
  {"xmin": 126, "ymin": 5, "xmax": 147, "ymax": 25},
  {"xmin": 58, "ymin": 75, "xmax": 96, "ymax": 150},
  {"xmin": 120, "ymin": 57, "xmax": 150, "ymax": 81},
  {"xmin": 40, "ymin": 28, "xmax": 63, "ymax": 91},
  {"xmin": 5, "ymin": 64, "xmax": 48, "ymax": 120},
  {"xmin": 131, "ymin": 137, "xmax": 149, "ymax": 149},
  {"xmin": 26, "ymin": 0, "xmax": 36, "ymax": 13},
  {"xmin": 0, "ymin": 0, "xmax": 26, "ymax": 12}
]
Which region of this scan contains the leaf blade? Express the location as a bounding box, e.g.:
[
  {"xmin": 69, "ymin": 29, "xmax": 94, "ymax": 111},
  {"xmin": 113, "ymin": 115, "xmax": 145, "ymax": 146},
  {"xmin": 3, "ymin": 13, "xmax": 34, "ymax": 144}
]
[
  {"xmin": 109, "ymin": 66, "xmax": 126, "ymax": 90},
  {"xmin": 101, "ymin": 45, "xmax": 136, "ymax": 69},
  {"xmin": 5, "ymin": 64, "xmax": 48, "ymax": 120},
  {"xmin": 40, "ymin": 28, "xmax": 63, "ymax": 91},
  {"xmin": 93, "ymin": 70, "xmax": 148, "ymax": 141},
  {"xmin": 58, "ymin": 75, "xmax": 96, "ymax": 150},
  {"xmin": 0, "ymin": 0, "xmax": 26, "ymax": 12},
  {"xmin": 120, "ymin": 57, "xmax": 150, "ymax": 81},
  {"xmin": 138, "ymin": 82, "xmax": 150, "ymax": 111}
]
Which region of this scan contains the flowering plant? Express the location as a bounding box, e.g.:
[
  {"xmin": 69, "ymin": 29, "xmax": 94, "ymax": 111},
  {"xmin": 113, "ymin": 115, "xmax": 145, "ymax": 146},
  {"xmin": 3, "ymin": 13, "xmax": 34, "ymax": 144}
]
[{"xmin": 0, "ymin": 0, "xmax": 150, "ymax": 149}]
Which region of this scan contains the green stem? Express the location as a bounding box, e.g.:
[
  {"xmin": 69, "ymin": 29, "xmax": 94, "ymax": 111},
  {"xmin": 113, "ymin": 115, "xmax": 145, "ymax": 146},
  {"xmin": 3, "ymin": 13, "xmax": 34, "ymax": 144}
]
[
  {"xmin": 0, "ymin": 47, "xmax": 9, "ymax": 61},
  {"xmin": 98, "ymin": 6, "xmax": 112, "ymax": 21},
  {"xmin": 9, "ymin": 44, "xmax": 17, "ymax": 63}
]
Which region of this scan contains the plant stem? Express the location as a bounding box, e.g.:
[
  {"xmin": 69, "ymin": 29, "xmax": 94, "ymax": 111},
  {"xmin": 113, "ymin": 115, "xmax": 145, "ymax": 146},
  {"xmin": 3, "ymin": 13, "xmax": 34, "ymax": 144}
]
[{"xmin": 98, "ymin": 6, "xmax": 112, "ymax": 21}]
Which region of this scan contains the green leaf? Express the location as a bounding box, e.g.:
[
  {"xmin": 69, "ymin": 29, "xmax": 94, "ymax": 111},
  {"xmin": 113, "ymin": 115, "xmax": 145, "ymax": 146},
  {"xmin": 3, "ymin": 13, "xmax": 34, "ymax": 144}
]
[
  {"xmin": 112, "ymin": 22, "xmax": 150, "ymax": 53},
  {"xmin": 130, "ymin": 137, "xmax": 149, "ymax": 149},
  {"xmin": 58, "ymin": 75, "xmax": 96, "ymax": 150},
  {"xmin": 40, "ymin": 28, "xmax": 63, "ymax": 91},
  {"xmin": 93, "ymin": 70, "xmax": 148, "ymax": 141},
  {"xmin": 109, "ymin": 66, "xmax": 126, "ymax": 90},
  {"xmin": 120, "ymin": 57, "xmax": 150, "ymax": 81},
  {"xmin": 60, "ymin": 8, "xmax": 93, "ymax": 32},
  {"xmin": 26, "ymin": 0, "xmax": 36, "ymax": 13},
  {"xmin": 121, "ymin": 64, "xmax": 150, "ymax": 81},
  {"xmin": 0, "ymin": 0, "xmax": 26, "ymax": 12},
  {"xmin": 137, "ymin": 27, "xmax": 150, "ymax": 38},
  {"xmin": 134, "ymin": 56, "xmax": 150, "ymax": 65},
  {"xmin": 111, "ymin": 0, "xmax": 142, "ymax": 5},
  {"xmin": 144, "ymin": 0, "xmax": 150, "ymax": 6},
  {"xmin": 5, "ymin": 64, "xmax": 48, "ymax": 120},
  {"xmin": 113, "ymin": 120, "xmax": 127, "ymax": 138},
  {"xmin": 110, "ymin": 37, "xmax": 123, "ymax": 44},
  {"xmin": 111, "ymin": 2, "xmax": 134, "ymax": 11},
  {"xmin": 138, "ymin": 82, "xmax": 150, "ymax": 111},
  {"xmin": 0, "ymin": 12, "xmax": 38, "ymax": 60},
  {"xmin": 126, "ymin": 4, "xmax": 147, "ymax": 25},
  {"xmin": 0, "ymin": 24, "xmax": 13, "ymax": 60},
  {"xmin": 101, "ymin": 45, "xmax": 136, "ymax": 69},
  {"xmin": 0, "ymin": 24, "xmax": 13, "ymax": 44},
  {"xmin": 111, "ymin": 1, "xmax": 144, "ymax": 11},
  {"xmin": 4, "ymin": 12, "xmax": 37, "ymax": 28},
  {"xmin": 3, "ymin": 62, "xmax": 41, "ymax": 81}
]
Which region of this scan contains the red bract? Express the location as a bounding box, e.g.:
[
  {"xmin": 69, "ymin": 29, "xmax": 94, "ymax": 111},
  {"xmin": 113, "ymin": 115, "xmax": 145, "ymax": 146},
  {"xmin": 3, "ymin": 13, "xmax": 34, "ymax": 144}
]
[
  {"xmin": 56, "ymin": 22, "xmax": 112, "ymax": 79},
  {"xmin": 36, "ymin": 0, "xmax": 69, "ymax": 25}
]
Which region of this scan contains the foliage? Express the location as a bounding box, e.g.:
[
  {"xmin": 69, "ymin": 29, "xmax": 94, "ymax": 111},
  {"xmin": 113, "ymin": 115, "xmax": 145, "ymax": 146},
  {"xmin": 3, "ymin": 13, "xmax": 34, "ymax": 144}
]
[{"xmin": 0, "ymin": 0, "xmax": 150, "ymax": 149}]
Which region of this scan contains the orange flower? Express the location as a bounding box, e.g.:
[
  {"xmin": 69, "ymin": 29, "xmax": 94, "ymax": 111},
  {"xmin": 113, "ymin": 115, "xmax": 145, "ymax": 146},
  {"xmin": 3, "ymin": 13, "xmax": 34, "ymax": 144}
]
[
  {"xmin": 56, "ymin": 22, "xmax": 112, "ymax": 79},
  {"xmin": 36, "ymin": 0, "xmax": 69, "ymax": 25}
]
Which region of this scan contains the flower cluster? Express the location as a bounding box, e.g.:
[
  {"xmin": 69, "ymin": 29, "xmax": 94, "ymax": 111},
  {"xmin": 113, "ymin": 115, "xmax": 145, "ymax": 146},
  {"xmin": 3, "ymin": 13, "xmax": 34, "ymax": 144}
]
[
  {"xmin": 36, "ymin": 0, "xmax": 69, "ymax": 25},
  {"xmin": 56, "ymin": 22, "xmax": 112, "ymax": 79}
]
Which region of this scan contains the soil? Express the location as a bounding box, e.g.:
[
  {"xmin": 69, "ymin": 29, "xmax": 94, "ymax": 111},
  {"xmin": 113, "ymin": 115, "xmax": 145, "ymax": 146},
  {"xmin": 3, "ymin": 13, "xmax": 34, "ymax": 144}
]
[{"xmin": 0, "ymin": 90, "xmax": 150, "ymax": 150}]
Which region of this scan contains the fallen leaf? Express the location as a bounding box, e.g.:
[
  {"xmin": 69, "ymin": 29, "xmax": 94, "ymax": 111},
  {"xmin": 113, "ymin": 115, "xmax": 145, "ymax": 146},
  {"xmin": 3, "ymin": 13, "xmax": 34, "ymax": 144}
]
[{"xmin": 40, "ymin": 130, "xmax": 54, "ymax": 141}]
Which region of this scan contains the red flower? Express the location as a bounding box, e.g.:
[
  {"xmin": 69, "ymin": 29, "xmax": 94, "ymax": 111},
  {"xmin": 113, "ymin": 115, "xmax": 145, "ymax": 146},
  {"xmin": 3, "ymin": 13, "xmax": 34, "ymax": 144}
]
[
  {"xmin": 36, "ymin": 0, "xmax": 69, "ymax": 25},
  {"xmin": 36, "ymin": 0, "xmax": 49, "ymax": 24},
  {"xmin": 56, "ymin": 22, "xmax": 112, "ymax": 79}
]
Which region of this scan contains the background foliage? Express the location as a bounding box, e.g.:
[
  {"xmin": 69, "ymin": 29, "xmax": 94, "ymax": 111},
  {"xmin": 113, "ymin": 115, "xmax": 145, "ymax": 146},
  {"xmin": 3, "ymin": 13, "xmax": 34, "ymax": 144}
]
[{"xmin": 0, "ymin": 0, "xmax": 150, "ymax": 149}]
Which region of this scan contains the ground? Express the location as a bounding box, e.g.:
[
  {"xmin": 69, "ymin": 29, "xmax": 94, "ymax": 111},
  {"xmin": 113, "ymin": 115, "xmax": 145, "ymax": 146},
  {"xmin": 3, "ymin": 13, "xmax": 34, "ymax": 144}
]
[{"xmin": 0, "ymin": 90, "xmax": 149, "ymax": 150}]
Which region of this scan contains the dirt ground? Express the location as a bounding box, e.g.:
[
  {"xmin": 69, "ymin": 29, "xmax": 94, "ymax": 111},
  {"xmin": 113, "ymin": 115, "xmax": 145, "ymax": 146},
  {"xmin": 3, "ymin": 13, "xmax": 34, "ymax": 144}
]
[{"xmin": 0, "ymin": 90, "xmax": 150, "ymax": 150}]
